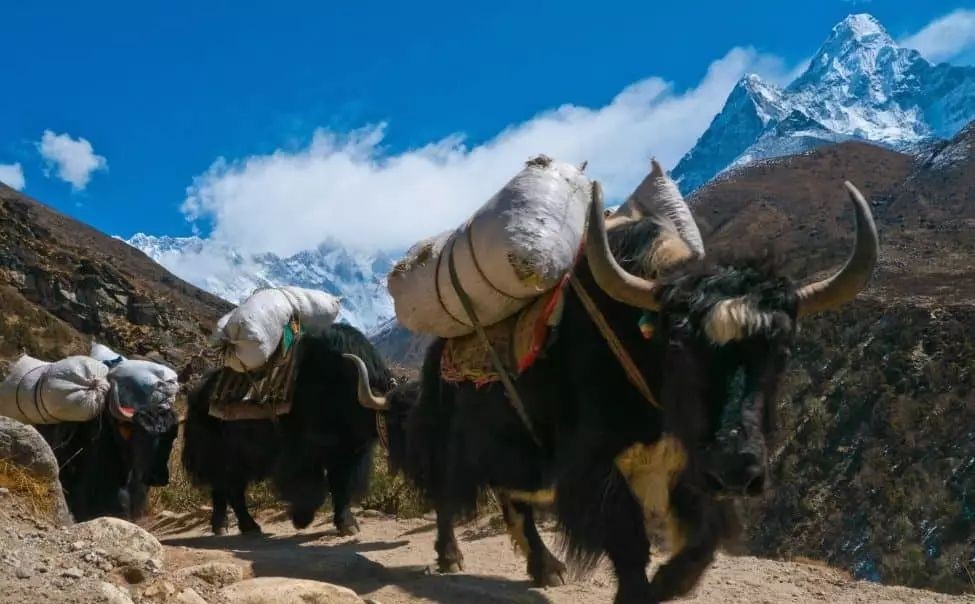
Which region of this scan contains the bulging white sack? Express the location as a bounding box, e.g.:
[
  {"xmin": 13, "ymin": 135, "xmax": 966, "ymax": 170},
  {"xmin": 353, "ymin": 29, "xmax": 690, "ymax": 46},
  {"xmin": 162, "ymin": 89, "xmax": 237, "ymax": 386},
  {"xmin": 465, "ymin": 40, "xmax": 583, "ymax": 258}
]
[
  {"xmin": 0, "ymin": 355, "xmax": 110, "ymax": 424},
  {"xmin": 213, "ymin": 286, "xmax": 340, "ymax": 372},
  {"xmin": 388, "ymin": 155, "xmax": 591, "ymax": 337},
  {"xmin": 108, "ymin": 360, "xmax": 180, "ymax": 413},
  {"xmin": 90, "ymin": 342, "xmax": 126, "ymax": 366},
  {"xmin": 611, "ymin": 159, "xmax": 704, "ymax": 257}
]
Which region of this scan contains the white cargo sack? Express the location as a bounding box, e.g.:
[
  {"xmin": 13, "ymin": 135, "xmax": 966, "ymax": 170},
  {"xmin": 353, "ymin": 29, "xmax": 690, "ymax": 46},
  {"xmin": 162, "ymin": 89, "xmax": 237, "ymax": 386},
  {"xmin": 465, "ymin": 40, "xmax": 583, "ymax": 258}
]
[
  {"xmin": 213, "ymin": 286, "xmax": 341, "ymax": 373},
  {"xmin": 388, "ymin": 155, "xmax": 591, "ymax": 337},
  {"xmin": 108, "ymin": 360, "xmax": 180, "ymax": 415},
  {"xmin": 610, "ymin": 159, "xmax": 704, "ymax": 257},
  {"xmin": 0, "ymin": 355, "xmax": 111, "ymax": 424},
  {"xmin": 90, "ymin": 342, "xmax": 126, "ymax": 367}
]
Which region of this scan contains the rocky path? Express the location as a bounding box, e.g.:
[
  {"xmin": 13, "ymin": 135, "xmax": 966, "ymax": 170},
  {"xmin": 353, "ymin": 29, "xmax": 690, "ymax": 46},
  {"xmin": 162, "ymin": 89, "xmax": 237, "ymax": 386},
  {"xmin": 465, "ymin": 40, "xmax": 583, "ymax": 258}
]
[{"xmin": 148, "ymin": 508, "xmax": 975, "ymax": 604}]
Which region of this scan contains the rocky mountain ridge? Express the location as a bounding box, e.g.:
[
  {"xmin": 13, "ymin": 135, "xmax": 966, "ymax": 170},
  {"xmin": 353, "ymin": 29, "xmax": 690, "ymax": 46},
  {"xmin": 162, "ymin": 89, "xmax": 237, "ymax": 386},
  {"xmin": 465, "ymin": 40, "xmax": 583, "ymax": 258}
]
[{"xmin": 672, "ymin": 13, "xmax": 975, "ymax": 193}]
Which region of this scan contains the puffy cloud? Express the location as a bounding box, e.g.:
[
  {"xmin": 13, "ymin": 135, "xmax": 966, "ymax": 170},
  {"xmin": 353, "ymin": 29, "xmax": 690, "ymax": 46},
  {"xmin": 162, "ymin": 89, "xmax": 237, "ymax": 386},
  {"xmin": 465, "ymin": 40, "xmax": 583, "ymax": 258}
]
[
  {"xmin": 37, "ymin": 130, "xmax": 108, "ymax": 190},
  {"xmin": 901, "ymin": 9, "xmax": 975, "ymax": 64},
  {"xmin": 183, "ymin": 47, "xmax": 791, "ymax": 256},
  {"xmin": 0, "ymin": 163, "xmax": 26, "ymax": 191}
]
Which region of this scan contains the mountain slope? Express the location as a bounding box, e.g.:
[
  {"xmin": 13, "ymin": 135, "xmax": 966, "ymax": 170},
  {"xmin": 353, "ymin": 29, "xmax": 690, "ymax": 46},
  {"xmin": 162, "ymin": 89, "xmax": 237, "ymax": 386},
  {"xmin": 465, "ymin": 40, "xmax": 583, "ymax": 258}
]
[
  {"xmin": 673, "ymin": 13, "xmax": 975, "ymax": 193},
  {"xmin": 0, "ymin": 184, "xmax": 230, "ymax": 369},
  {"xmin": 126, "ymin": 234, "xmax": 395, "ymax": 332},
  {"xmin": 685, "ymin": 134, "xmax": 975, "ymax": 593}
]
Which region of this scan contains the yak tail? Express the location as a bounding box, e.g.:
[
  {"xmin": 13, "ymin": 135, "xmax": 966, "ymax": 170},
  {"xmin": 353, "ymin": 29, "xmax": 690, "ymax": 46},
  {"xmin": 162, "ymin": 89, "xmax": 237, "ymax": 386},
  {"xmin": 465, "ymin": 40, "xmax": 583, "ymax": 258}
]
[{"xmin": 402, "ymin": 338, "xmax": 448, "ymax": 502}]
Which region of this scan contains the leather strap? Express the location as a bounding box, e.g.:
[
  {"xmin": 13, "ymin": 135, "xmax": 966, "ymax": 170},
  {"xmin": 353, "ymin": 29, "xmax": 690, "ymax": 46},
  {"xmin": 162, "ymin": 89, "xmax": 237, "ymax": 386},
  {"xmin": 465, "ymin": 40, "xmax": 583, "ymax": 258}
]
[
  {"xmin": 569, "ymin": 275, "xmax": 660, "ymax": 409},
  {"xmin": 446, "ymin": 238, "xmax": 543, "ymax": 448}
]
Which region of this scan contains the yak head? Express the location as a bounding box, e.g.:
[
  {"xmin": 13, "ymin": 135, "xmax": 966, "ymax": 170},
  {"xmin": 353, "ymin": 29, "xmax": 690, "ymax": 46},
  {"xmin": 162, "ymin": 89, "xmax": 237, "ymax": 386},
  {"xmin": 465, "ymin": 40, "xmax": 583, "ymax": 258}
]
[
  {"xmin": 107, "ymin": 381, "xmax": 179, "ymax": 519},
  {"xmin": 343, "ymin": 354, "xmax": 420, "ymax": 475},
  {"xmin": 588, "ymin": 180, "xmax": 878, "ymax": 498}
]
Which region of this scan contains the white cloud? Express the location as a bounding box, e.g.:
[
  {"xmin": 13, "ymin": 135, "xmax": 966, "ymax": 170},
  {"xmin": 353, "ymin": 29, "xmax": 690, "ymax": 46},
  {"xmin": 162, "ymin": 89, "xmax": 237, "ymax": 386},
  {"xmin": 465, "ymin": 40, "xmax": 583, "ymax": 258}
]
[
  {"xmin": 184, "ymin": 47, "xmax": 793, "ymax": 256},
  {"xmin": 37, "ymin": 130, "xmax": 108, "ymax": 191},
  {"xmin": 901, "ymin": 9, "xmax": 975, "ymax": 64},
  {"xmin": 0, "ymin": 163, "xmax": 26, "ymax": 191}
]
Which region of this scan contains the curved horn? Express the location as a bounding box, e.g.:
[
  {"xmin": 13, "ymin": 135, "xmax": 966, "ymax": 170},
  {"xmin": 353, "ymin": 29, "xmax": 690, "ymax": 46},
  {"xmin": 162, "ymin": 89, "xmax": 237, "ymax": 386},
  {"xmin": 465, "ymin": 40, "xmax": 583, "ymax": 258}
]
[
  {"xmin": 796, "ymin": 181, "xmax": 879, "ymax": 318},
  {"xmin": 342, "ymin": 354, "xmax": 389, "ymax": 411},
  {"xmin": 584, "ymin": 181, "xmax": 661, "ymax": 311},
  {"xmin": 578, "ymin": 160, "xmax": 588, "ymax": 173}
]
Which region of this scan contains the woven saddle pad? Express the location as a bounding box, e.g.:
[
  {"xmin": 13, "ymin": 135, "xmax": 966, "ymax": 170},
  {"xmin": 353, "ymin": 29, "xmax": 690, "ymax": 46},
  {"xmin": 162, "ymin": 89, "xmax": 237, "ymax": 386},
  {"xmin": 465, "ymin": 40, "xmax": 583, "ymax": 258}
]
[{"xmin": 440, "ymin": 282, "xmax": 566, "ymax": 386}]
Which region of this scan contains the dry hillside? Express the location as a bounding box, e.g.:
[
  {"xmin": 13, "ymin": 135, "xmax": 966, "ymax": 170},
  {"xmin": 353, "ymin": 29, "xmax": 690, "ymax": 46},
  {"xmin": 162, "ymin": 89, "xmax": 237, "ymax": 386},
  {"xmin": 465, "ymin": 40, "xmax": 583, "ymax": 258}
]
[
  {"xmin": 0, "ymin": 183, "xmax": 231, "ymax": 369},
  {"xmin": 688, "ymin": 131, "xmax": 975, "ymax": 593}
]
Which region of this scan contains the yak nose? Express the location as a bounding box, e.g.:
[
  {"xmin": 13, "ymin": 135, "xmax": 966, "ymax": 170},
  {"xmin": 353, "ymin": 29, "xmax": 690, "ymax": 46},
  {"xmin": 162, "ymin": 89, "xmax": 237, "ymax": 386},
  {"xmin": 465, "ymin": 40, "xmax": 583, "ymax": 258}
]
[
  {"xmin": 743, "ymin": 463, "xmax": 766, "ymax": 496},
  {"xmin": 706, "ymin": 451, "xmax": 768, "ymax": 497}
]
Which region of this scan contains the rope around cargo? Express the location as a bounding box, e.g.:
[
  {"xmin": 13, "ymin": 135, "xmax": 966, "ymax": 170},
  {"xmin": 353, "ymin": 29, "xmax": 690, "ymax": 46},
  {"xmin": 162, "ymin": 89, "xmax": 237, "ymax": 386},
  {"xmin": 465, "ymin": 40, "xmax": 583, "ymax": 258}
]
[{"xmin": 446, "ymin": 237, "xmax": 543, "ymax": 448}]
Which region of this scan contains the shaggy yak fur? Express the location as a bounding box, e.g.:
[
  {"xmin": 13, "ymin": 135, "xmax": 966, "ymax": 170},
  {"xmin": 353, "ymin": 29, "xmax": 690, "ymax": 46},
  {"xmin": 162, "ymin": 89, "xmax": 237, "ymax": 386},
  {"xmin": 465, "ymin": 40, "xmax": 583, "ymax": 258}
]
[
  {"xmin": 39, "ymin": 404, "xmax": 178, "ymax": 522},
  {"xmin": 380, "ymin": 216, "xmax": 809, "ymax": 602},
  {"xmin": 182, "ymin": 324, "xmax": 401, "ymax": 535}
]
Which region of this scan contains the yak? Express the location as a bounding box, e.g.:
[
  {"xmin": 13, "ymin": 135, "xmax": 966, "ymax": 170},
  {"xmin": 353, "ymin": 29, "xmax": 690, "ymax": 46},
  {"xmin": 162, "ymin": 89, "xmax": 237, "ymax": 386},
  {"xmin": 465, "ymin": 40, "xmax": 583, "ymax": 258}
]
[
  {"xmin": 182, "ymin": 323, "xmax": 401, "ymax": 536},
  {"xmin": 347, "ymin": 180, "xmax": 879, "ymax": 603},
  {"xmin": 38, "ymin": 387, "xmax": 178, "ymax": 522}
]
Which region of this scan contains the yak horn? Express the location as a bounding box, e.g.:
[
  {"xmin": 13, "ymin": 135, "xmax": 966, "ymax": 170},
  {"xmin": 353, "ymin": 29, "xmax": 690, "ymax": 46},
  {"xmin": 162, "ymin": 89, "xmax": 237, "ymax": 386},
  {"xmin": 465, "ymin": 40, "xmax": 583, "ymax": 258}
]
[
  {"xmin": 342, "ymin": 354, "xmax": 389, "ymax": 411},
  {"xmin": 578, "ymin": 160, "xmax": 588, "ymax": 172},
  {"xmin": 795, "ymin": 181, "xmax": 879, "ymax": 318},
  {"xmin": 584, "ymin": 181, "xmax": 661, "ymax": 311}
]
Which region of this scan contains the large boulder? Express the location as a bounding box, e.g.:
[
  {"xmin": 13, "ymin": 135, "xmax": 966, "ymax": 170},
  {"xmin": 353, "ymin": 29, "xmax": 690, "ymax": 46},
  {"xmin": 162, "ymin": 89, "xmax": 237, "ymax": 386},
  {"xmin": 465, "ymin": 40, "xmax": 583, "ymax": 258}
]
[
  {"xmin": 63, "ymin": 517, "xmax": 164, "ymax": 568},
  {"xmin": 0, "ymin": 416, "xmax": 71, "ymax": 524},
  {"xmin": 220, "ymin": 577, "xmax": 364, "ymax": 604}
]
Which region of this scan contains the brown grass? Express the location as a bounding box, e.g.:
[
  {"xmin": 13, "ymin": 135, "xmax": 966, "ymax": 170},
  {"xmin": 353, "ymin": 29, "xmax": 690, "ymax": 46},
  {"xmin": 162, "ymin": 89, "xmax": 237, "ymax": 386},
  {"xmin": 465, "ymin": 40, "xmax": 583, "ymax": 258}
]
[{"xmin": 0, "ymin": 458, "xmax": 56, "ymax": 517}]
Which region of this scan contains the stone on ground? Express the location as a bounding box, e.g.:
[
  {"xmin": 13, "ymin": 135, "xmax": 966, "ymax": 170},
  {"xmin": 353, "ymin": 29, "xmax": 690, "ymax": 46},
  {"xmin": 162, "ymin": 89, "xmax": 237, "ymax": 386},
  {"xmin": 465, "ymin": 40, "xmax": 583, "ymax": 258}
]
[
  {"xmin": 220, "ymin": 577, "xmax": 365, "ymax": 603},
  {"xmin": 174, "ymin": 561, "xmax": 244, "ymax": 586},
  {"xmin": 0, "ymin": 416, "xmax": 71, "ymax": 524},
  {"xmin": 63, "ymin": 517, "xmax": 164, "ymax": 567}
]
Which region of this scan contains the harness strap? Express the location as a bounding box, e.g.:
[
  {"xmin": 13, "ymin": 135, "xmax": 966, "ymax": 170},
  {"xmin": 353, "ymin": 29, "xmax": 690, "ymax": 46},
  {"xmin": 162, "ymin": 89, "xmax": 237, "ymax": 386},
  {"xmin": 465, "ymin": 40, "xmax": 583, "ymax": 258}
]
[
  {"xmin": 375, "ymin": 412, "xmax": 389, "ymax": 451},
  {"xmin": 568, "ymin": 275, "xmax": 660, "ymax": 410},
  {"xmin": 446, "ymin": 239, "xmax": 543, "ymax": 448}
]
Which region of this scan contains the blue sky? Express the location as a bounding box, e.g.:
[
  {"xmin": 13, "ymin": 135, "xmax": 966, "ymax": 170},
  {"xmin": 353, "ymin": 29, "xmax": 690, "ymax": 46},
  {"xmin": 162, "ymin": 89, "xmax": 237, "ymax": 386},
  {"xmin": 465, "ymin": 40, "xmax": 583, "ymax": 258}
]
[{"xmin": 1, "ymin": 0, "xmax": 973, "ymax": 252}]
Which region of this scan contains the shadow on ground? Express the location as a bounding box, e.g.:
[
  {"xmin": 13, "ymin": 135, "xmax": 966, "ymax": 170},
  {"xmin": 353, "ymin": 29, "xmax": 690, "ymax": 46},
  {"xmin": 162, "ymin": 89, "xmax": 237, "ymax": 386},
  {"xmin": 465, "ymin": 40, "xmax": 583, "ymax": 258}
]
[{"xmin": 162, "ymin": 522, "xmax": 553, "ymax": 604}]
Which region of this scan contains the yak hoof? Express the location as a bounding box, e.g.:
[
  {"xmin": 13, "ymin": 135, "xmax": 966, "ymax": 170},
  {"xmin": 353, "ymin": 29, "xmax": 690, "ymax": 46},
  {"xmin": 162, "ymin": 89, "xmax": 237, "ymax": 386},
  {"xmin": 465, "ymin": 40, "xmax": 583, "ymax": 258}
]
[
  {"xmin": 337, "ymin": 523, "xmax": 360, "ymax": 537},
  {"xmin": 212, "ymin": 527, "xmax": 228, "ymax": 537},
  {"xmin": 239, "ymin": 524, "xmax": 263, "ymax": 536},
  {"xmin": 531, "ymin": 557, "xmax": 568, "ymax": 588},
  {"xmin": 534, "ymin": 569, "xmax": 568, "ymax": 588}
]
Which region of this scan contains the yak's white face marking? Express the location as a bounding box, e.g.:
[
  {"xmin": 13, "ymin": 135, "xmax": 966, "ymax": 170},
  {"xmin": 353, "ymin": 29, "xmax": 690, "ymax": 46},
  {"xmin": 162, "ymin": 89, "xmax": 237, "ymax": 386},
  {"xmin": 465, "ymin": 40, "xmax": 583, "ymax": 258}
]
[
  {"xmin": 703, "ymin": 296, "xmax": 774, "ymax": 345},
  {"xmin": 614, "ymin": 435, "xmax": 688, "ymax": 554}
]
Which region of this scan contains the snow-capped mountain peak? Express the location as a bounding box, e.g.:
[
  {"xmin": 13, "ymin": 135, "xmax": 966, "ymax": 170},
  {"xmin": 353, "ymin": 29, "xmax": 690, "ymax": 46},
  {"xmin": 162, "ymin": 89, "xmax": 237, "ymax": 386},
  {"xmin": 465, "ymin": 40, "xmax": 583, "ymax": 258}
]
[
  {"xmin": 673, "ymin": 13, "xmax": 975, "ymax": 193},
  {"xmin": 124, "ymin": 233, "xmax": 395, "ymax": 332}
]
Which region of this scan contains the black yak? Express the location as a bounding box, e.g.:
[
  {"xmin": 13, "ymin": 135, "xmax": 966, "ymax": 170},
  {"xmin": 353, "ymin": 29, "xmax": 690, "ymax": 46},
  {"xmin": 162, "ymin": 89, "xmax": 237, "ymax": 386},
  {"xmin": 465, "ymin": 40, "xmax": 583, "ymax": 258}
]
[
  {"xmin": 348, "ymin": 181, "xmax": 879, "ymax": 602},
  {"xmin": 182, "ymin": 324, "xmax": 399, "ymax": 536},
  {"xmin": 38, "ymin": 393, "xmax": 178, "ymax": 522}
]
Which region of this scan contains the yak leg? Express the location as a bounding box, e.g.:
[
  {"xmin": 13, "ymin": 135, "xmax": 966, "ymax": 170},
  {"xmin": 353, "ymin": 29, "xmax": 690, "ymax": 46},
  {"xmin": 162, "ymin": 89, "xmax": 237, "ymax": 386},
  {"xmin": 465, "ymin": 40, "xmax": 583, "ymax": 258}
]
[
  {"xmin": 602, "ymin": 496, "xmax": 654, "ymax": 604},
  {"xmin": 646, "ymin": 486, "xmax": 738, "ymax": 601},
  {"xmin": 498, "ymin": 492, "xmax": 566, "ymax": 587},
  {"xmin": 227, "ymin": 473, "xmax": 261, "ymax": 535},
  {"xmin": 557, "ymin": 452, "xmax": 655, "ymax": 603},
  {"xmin": 326, "ymin": 447, "xmax": 371, "ymax": 536},
  {"xmin": 210, "ymin": 488, "xmax": 229, "ymax": 536},
  {"xmin": 434, "ymin": 501, "xmax": 464, "ymax": 573}
]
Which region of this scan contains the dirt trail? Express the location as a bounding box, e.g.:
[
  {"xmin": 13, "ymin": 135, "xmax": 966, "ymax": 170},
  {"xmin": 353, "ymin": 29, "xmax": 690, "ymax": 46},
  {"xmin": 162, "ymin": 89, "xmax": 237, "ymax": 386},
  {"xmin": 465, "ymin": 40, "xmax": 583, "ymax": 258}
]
[{"xmin": 151, "ymin": 508, "xmax": 975, "ymax": 604}]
